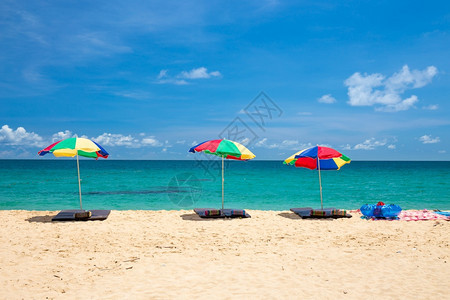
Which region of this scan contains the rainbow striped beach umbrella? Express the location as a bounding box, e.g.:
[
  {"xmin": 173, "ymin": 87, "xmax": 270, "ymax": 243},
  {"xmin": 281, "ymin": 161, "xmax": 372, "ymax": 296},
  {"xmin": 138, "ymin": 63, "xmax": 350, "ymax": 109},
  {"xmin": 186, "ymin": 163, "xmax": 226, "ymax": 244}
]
[
  {"xmin": 284, "ymin": 145, "xmax": 350, "ymax": 210},
  {"xmin": 189, "ymin": 139, "xmax": 255, "ymax": 210},
  {"xmin": 38, "ymin": 137, "xmax": 109, "ymax": 210}
]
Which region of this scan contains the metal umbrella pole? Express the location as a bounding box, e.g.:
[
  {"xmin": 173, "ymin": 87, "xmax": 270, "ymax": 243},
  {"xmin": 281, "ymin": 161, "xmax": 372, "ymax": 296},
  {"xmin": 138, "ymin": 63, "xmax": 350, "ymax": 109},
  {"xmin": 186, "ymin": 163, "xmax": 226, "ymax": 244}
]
[
  {"xmin": 317, "ymin": 155, "xmax": 323, "ymax": 210},
  {"xmin": 221, "ymin": 155, "xmax": 224, "ymax": 211},
  {"xmin": 76, "ymin": 154, "xmax": 83, "ymax": 210}
]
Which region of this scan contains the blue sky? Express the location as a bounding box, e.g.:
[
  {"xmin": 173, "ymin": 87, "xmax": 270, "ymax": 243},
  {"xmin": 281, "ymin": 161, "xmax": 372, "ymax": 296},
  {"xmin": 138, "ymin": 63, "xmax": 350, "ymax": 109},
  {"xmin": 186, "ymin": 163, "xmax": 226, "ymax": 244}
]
[{"xmin": 0, "ymin": 0, "xmax": 449, "ymax": 160}]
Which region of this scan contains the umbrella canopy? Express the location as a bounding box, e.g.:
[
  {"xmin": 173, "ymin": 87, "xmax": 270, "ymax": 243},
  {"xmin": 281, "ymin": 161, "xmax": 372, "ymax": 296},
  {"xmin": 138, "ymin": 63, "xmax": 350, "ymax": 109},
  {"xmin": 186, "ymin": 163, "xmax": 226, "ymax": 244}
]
[
  {"xmin": 38, "ymin": 137, "xmax": 108, "ymax": 159},
  {"xmin": 38, "ymin": 137, "xmax": 109, "ymax": 210},
  {"xmin": 284, "ymin": 145, "xmax": 350, "ymax": 209},
  {"xmin": 189, "ymin": 139, "xmax": 255, "ymax": 160},
  {"xmin": 189, "ymin": 139, "xmax": 255, "ymax": 210}
]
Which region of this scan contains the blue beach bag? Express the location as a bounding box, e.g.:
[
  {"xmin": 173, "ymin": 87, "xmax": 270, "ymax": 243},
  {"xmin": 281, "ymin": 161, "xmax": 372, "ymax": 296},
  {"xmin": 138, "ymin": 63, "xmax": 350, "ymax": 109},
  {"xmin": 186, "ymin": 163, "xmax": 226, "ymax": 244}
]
[
  {"xmin": 360, "ymin": 204, "xmax": 375, "ymax": 217},
  {"xmin": 381, "ymin": 204, "xmax": 402, "ymax": 218},
  {"xmin": 360, "ymin": 203, "xmax": 402, "ymax": 218}
]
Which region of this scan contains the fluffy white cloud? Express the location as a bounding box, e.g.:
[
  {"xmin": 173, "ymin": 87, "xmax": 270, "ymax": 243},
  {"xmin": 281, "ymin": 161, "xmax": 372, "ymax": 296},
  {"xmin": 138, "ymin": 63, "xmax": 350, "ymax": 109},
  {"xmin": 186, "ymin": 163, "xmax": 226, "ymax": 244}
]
[
  {"xmin": 345, "ymin": 65, "xmax": 438, "ymax": 112},
  {"xmin": 344, "ymin": 138, "xmax": 389, "ymax": 150},
  {"xmin": 0, "ymin": 125, "xmax": 44, "ymax": 146},
  {"xmin": 318, "ymin": 94, "xmax": 336, "ymax": 104},
  {"xmin": 387, "ymin": 144, "xmax": 396, "ymax": 149},
  {"xmin": 255, "ymin": 138, "xmax": 278, "ymax": 149},
  {"xmin": 179, "ymin": 67, "xmax": 221, "ymax": 79},
  {"xmin": 155, "ymin": 70, "xmax": 188, "ymax": 85},
  {"xmin": 255, "ymin": 138, "xmax": 312, "ymax": 150},
  {"xmin": 419, "ymin": 135, "xmax": 440, "ymax": 144},
  {"xmin": 157, "ymin": 69, "xmax": 168, "ymax": 79},
  {"xmin": 155, "ymin": 67, "xmax": 221, "ymax": 85},
  {"xmin": 92, "ymin": 133, "xmax": 165, "ymax": 148},
  {"xmin": 93, "ymin": 133, "xmax": 139, "ymax": 147},
  {"xmin": 52, "ymin": 130, "xmax": 75, "ymax": 142},
  {"xmin": 422, "ymin": 104, "xmax": 439, "ymax": 110},
  {"xmin": 141, "ymin": 137, "xmax": 163, "ymax": 147}
]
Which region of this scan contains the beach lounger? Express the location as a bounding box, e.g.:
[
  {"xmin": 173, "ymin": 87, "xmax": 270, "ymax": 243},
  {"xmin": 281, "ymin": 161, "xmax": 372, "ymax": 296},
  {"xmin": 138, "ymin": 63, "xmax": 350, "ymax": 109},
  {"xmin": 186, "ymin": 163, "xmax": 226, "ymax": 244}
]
[
  {"xmin": 52, "ymin": 210, "xmax": 111, "ymax": 221},
  {"xmin": 290, "ymin": 207, "xmax": 352, "ymax": 219},
  {"xmin": 193, "ymin": 208, "xmax": 251, "ymax": 218}
]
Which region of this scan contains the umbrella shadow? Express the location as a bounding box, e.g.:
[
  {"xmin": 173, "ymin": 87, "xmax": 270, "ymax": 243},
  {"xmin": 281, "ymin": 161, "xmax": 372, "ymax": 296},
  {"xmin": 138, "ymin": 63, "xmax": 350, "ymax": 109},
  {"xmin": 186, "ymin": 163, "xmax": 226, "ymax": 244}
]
[
  {"xmin": 278, "ymin": 212, "xmax": 335, "ymax": 221},
  {"xmin": 26, "ymin": 214, "xmax": 55, "ymax": 223},
  {"xmin": 180, "ymin": 213, "xmax": 215, "ymax": 221},
  {"xmin": 278, "ymin": 212, "xmax": 301, "ymax": 220}
]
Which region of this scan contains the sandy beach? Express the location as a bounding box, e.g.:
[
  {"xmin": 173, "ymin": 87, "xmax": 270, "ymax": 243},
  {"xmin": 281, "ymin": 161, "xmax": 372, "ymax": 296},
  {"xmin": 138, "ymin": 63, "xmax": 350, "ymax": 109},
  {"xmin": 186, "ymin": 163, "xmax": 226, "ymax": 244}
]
[{"xmin": 0, "ymin": 210, "xmax": 448, "ymax": 299}]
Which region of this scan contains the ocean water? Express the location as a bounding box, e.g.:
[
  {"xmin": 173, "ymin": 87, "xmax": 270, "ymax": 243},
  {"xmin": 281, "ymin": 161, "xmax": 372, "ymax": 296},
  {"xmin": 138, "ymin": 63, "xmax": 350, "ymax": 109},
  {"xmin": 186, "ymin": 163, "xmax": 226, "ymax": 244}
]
[{"xmin": 0, "ymin": 159, "xmax": 449, "ymax": 211}]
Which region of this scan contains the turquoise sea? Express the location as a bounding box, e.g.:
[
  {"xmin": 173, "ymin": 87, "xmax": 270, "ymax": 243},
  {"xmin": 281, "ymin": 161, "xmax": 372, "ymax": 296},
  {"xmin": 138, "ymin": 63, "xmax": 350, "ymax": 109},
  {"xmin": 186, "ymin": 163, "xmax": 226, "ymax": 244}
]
[{"xmin": 0, "ymin": 159, "xmax": 449, "ymax": 211}]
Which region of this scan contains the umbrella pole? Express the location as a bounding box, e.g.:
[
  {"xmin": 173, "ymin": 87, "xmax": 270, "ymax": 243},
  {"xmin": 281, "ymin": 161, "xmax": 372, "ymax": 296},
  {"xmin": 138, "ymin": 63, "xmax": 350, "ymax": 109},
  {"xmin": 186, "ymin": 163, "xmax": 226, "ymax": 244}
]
[
  {"xmin": 221, "ymin": 155, "xmax": 224, "ymax": 211},
  {"xmin": 317, "ymin": 156, "xmax": 323, "ymax": 210},
  {"xmin": 76, "ymin": 154, "xmax": 83, "ymax": 210}
]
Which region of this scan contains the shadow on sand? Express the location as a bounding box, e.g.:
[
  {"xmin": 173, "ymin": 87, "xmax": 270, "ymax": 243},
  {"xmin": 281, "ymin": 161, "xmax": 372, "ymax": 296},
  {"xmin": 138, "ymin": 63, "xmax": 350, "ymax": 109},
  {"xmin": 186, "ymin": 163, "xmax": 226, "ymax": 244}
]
[
  {"xmin": 277, "ymin": 212, "xmax": 335, "ymax": 221},
  {"xmin": 25, "ymin": 215, "xmax": 55, "ymax": 223},
  {"xmin": 180, "ymin": 213, "xmax": 243, "ymax": 221}
]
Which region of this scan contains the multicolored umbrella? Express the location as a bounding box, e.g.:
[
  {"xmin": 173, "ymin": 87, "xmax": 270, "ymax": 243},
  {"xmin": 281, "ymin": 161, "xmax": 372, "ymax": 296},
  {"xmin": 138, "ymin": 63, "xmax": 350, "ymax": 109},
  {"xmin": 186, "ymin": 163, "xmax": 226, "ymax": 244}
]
[
  {"xmin": 38, "ymin": 137, "xmax": 109, "ymax": 210},
  {"xmin": 284, "ymin": 145, "xmax": 350, "ymax": 210},
  {"xmin": 189, "ymin": 139, "xmax": 255, "ymax": 209}
]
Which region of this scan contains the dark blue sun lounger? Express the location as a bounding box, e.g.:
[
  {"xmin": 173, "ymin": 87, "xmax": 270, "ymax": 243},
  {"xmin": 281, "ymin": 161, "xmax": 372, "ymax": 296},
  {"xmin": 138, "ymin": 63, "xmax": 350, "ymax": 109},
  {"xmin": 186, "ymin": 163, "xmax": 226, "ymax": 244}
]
[
  {"xmin": 290, "ymin": 207, "xmax": 351, "ymax": 219},
  {"xmin": 52, "ymin": 210, "xmax": 111, "ymax": 221},
  {"xmin": 194, "ymin": 208, "xmax": 251, "ymax": 218}
]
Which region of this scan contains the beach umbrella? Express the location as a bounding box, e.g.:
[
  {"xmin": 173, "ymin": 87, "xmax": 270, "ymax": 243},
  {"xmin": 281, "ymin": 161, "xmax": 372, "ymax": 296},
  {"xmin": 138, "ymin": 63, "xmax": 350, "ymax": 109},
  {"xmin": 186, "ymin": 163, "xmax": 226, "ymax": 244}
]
[
  {"xmin": 189, "ymin": 139, "xmax": 255, "ymax": 210},
  {"xmin": 284, "ymin": 145, "xmax": 350, "ymax": 210},
  {"xmin": 38, "ymin": 137, "xmax": 109, "ymax": 210}
]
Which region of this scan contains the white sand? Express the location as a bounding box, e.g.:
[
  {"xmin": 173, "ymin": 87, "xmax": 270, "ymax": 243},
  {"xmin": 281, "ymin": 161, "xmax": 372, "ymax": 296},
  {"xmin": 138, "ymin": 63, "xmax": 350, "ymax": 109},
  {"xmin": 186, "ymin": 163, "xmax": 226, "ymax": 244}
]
[{"xmin": 0, "ymin": 210, "xmax": 448, "ymax": 299}]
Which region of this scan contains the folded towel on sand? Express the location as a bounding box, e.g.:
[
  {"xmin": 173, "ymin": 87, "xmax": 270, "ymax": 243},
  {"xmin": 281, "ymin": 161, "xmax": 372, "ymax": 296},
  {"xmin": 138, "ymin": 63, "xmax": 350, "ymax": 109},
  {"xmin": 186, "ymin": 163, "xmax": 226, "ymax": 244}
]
[
  {"xmin": 204, "ymin": 209, "xmax": 221, "ymax": 216},
  {"xmin": 311, "ymin": 209, "xmax": 327, "ymax": 217},
  {"xmin": 332, "ymin": 209, "xmax": 347, "ymax": 216}
]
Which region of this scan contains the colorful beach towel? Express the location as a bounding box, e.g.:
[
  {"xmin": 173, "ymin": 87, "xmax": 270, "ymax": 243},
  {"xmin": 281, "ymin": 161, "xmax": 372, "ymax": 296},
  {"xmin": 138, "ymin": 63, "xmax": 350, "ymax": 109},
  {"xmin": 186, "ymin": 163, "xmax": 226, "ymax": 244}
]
[
  {"xmin": 332, "ymin": 209, "xmax": 347, "ymax": 216},
  {"xmin": 398, "ymin": 210, "xmax": 450, "ymax": 221},
  {"xmin": 434, "ymin": 211, "xmax": 450, "ymax": 217}
]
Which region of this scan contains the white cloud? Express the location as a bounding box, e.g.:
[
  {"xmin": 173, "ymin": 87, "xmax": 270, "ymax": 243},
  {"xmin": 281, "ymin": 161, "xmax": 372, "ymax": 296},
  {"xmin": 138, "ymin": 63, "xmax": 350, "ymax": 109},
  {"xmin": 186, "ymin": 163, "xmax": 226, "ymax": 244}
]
[
  {"xmin": 387, "ymin": 144, "xmax": 396, "ymax": 149},
  {"xmin": 240, "ymin": 137, "xmax": 250, "ymax": 146},
  {"xmin": 438, "ymin": 150, "xmax": 446, "ymax": 154},
  {"xmin": 255, "ymin": 138, "xmax": 312, "ymax": 150},
  {"xmin": 0, "ymin": 125, "xmax": 44, "ymax": 147},
  {"xmin": 422, "ymin": 104, "xmax": 439, "ymax": 110},
  {"xmin": 92, "ymin": 133, "xmax": 165, "ymax": 148},
  {"xmin": 155, "ymin": 69, "xmax": 188, "ymax": 85},
  {"xmin": 73, "ymin": 32, "xmax": 132, "ymax": 56},
  {"xmin": 155, "ymin": 77, "xmax": 188, "ymax": 85},
  {"xmin": 93, "ymin": 133, "xmax": 139, "ymax": 147},
  {"xmin": 52, "ymin": 130, "xmax": 75, "ymax": 142},
  {"xmin": 141, "ymin": 137, "xmax": 163, "ymax": 147},
  {"xmin": 318, "ymin": 94, "xmax": 336, "ymax": 104},
  {"xmin": 418, "ymin": 135, "xmax": 440, "ymax": 144},
  {"xmin": 155, "ymin": 67, "xmax": 221, "ymax": 85},
  {"xmin": 297, "ymin": 112, "xmax": 312, "ymax": 116},
  {"xmin": 157, "ymin": 69, "xmax": 168, "ymax": 79},
  {"xmin": 255, "ymin": 138, "xmax": 278, "ymax": 149},
  {"xmin": 179, "ymin": 67, "xmax": 221, "ymax": 79},
  {"xmin": 345, "ymin": 65, "xmax": 438, "ymax": 112},
  {"xmin": 344, "ymin": 138, "xmax": 389, "ymax": 150}
]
